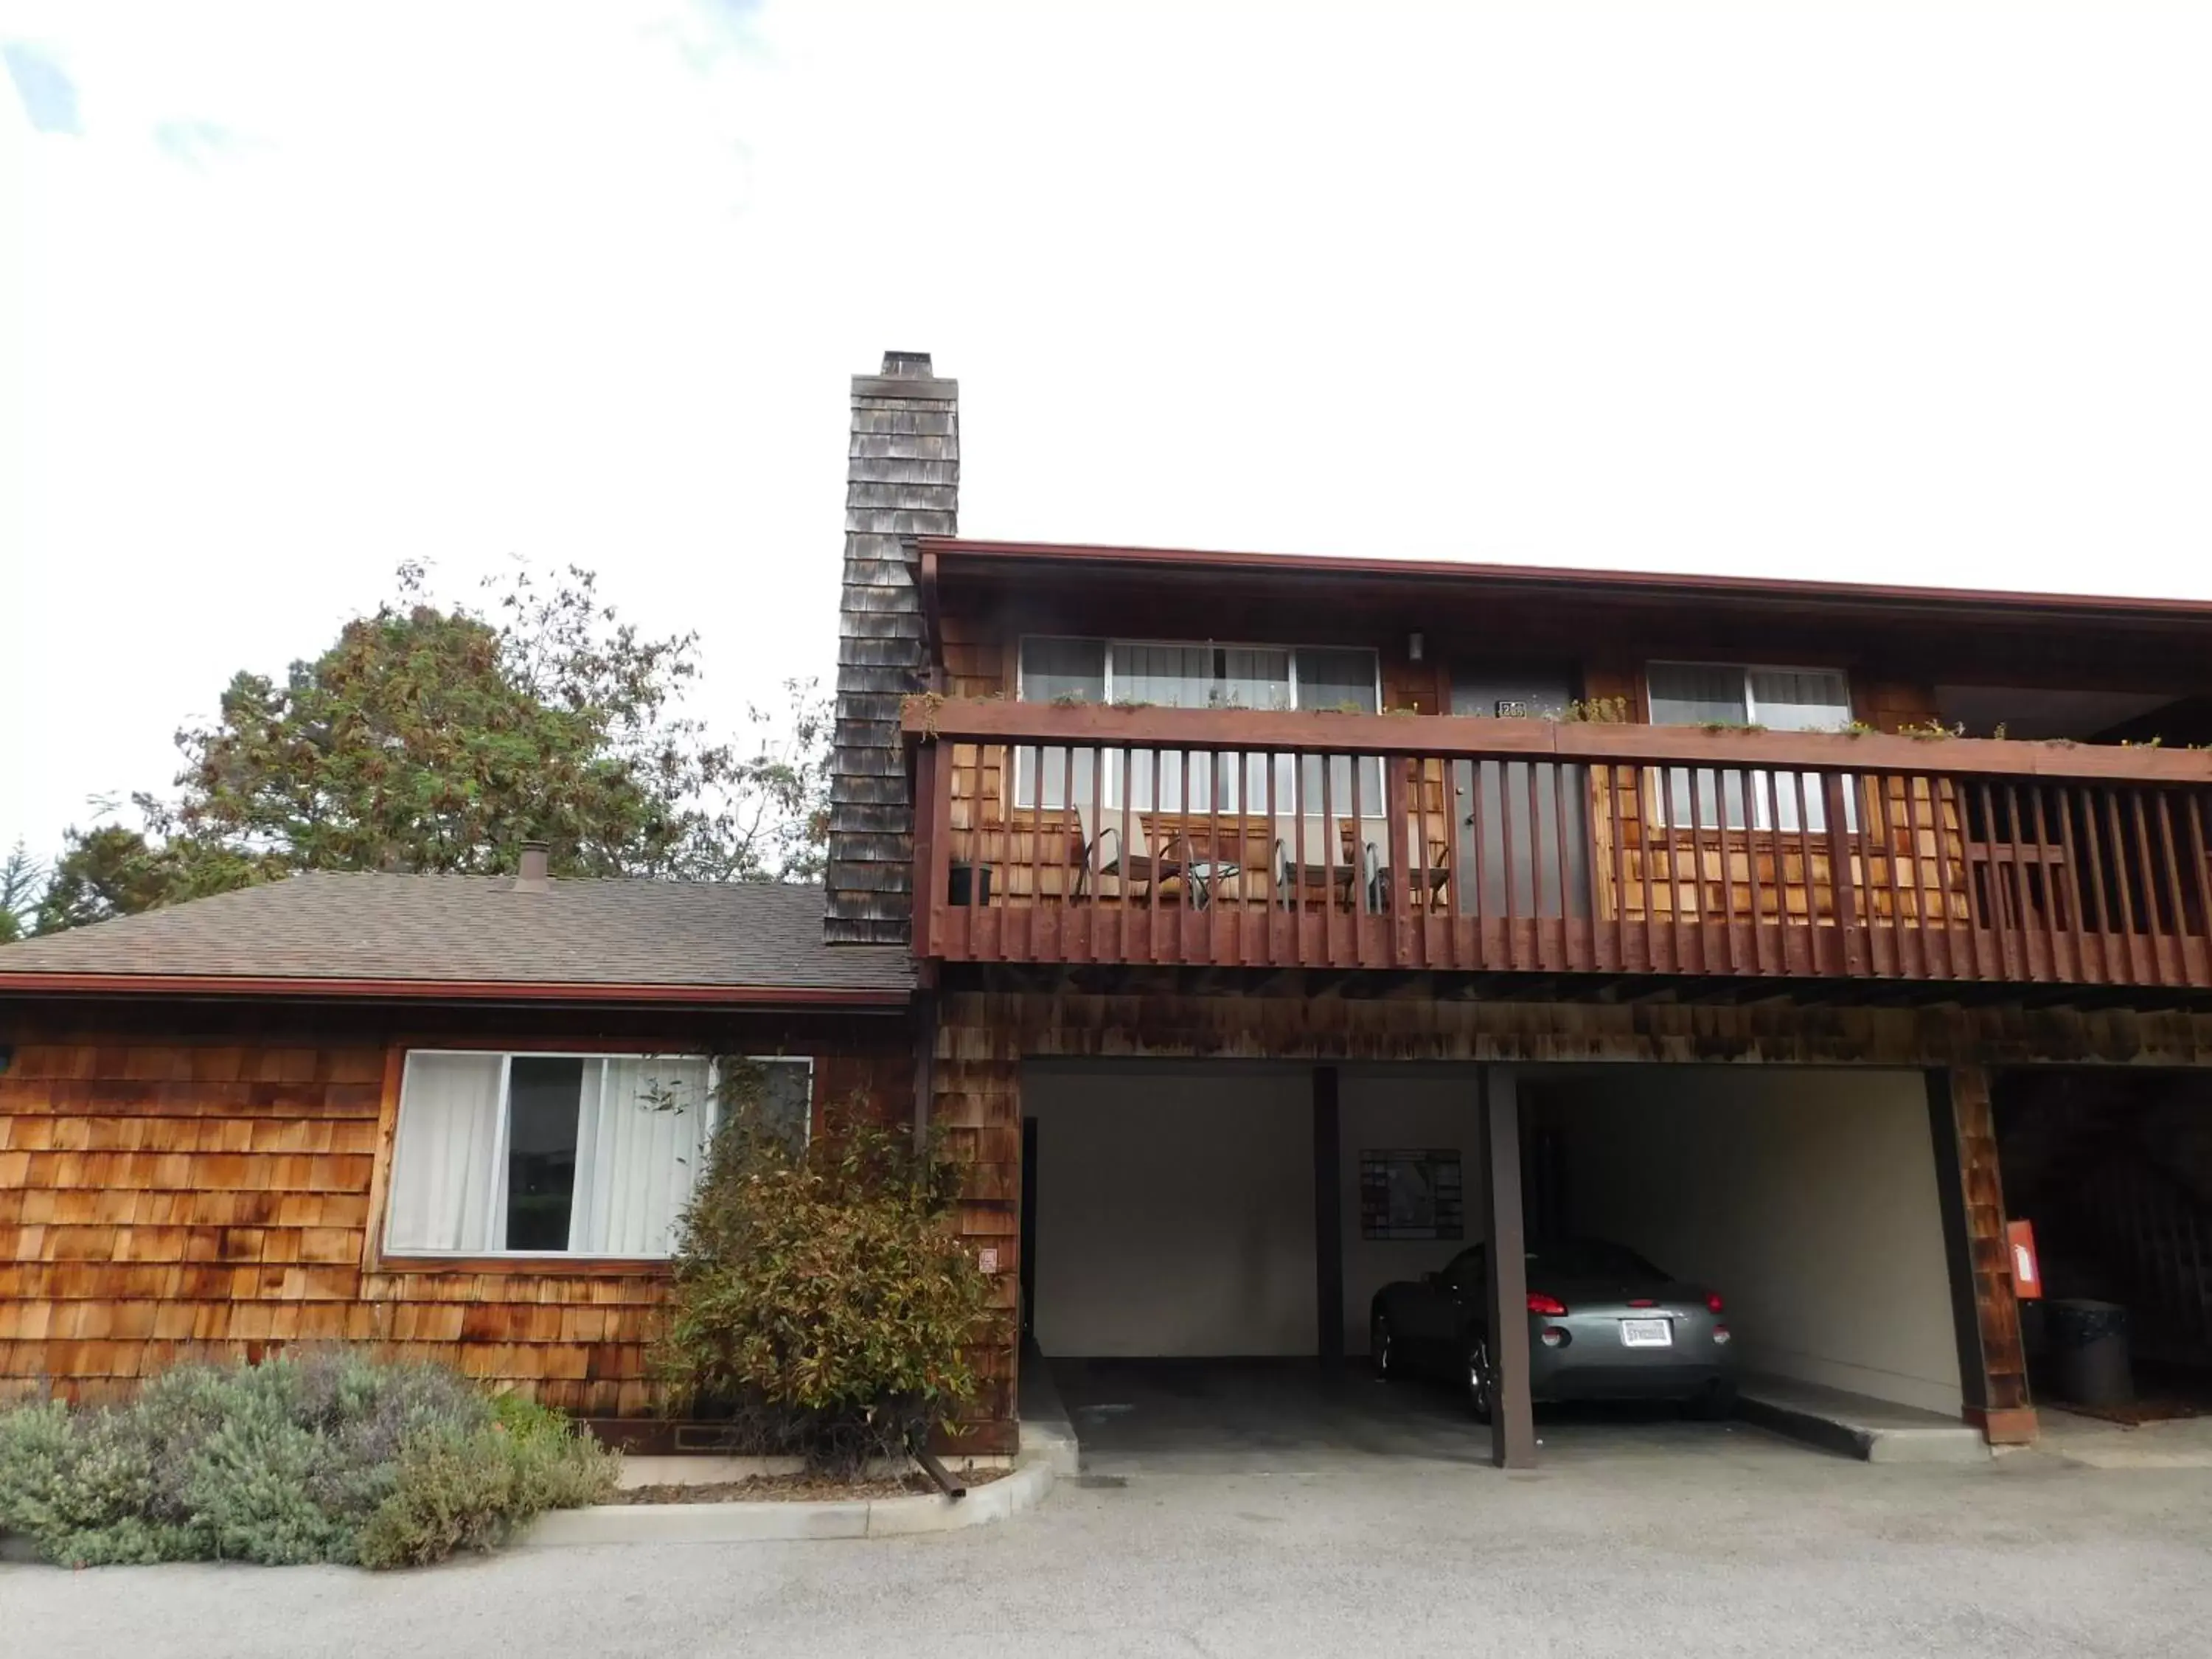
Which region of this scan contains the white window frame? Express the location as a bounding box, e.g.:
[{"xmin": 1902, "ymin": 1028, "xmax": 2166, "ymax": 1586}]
[
  {"xmin": 1644, "ymin": 661, "xmax": 1859, "ymax": 833},
  {"xmin": 1016, "ymin": 636, "xmax": 1383, "ymax": 713},
  {"xmin": 1012, "ymin": 636, "xmax": 1385, "ymax": 811},
  {"xmin": 382, "ymin": 1049, "xmax": 813, "ymax": 1261}
]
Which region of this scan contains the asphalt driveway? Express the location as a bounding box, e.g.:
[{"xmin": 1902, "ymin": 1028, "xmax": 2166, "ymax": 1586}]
[{"xmin": 7, "ymin": 1417, "xmax": 2210, "ymax": 1659}]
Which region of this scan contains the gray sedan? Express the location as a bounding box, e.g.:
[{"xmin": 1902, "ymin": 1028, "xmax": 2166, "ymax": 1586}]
[{"xmin": 1370, "ymin": 1238, "xmax": 1738, "ymax": 1421}]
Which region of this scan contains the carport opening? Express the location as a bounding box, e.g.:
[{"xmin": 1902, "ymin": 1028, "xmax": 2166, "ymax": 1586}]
[
  {"xmin": 1994, "ymin": 1068, "xmax": 2212, "ymax": 1422},
  {"xmin": 1018, "ymin": 1060, "xmax": 1969, "ymax": 1462},
  {"xmin": 1019, "ymin": 1060, "xmax": 1498, "ymax": 1462},
  {"xmin": 1525, "ymin": 1068, "xmax": 1966, "ymax": 1422}
]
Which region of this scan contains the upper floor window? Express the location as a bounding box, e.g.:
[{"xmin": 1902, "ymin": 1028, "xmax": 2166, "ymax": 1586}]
[
  {"xmin": 383, "ymin": 1051, "xmax": 812, "ymax": 1259},
  {"xmin": 1646, "ymin": 664, "xmax": 1852, "ymax": 734},
  {"xmin": 1646, "ymin": 663, "xmax": 1855, "ymax": 831},
  {"xmin": 1018, "ymin": 637, "xmax": 1378, "ymax": 714},
  {"xmin": 1015, "ymin": 637, "xmax": 1380, "ymax": 811}
]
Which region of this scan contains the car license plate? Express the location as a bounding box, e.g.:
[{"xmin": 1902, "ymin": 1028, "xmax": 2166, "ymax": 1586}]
[{"xmin": 1620, "ymin": 1318, "xmax": 1673, "ymax": 1348}]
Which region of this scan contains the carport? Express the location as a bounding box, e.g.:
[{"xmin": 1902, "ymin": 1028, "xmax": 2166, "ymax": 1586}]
[
  {"xmin": 1993, "ymin": 1068, "xmax": 2212, "ymax": 1417},
  {"xmin": 1018, "ymin": 1060, "xmax": 1980, "ymax": 1468}
]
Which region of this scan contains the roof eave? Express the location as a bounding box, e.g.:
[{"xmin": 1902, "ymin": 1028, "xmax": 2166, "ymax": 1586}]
[
  {"xmin": 914, "ymin": 537, "xmax": 2212, "ymax": 629},
  {"xmin": 0, "ymin": 973, "xmax": 914, "ymax": 1010}
]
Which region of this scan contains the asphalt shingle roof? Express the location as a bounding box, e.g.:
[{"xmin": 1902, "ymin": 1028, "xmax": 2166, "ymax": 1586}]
[{"xmin": 0, "ymin": 873, "xmax": 914, "ymax": 998}]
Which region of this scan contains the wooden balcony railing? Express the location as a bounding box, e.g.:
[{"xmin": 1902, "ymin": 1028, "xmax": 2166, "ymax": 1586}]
[{"xmin": 902, "ymin": 699, "xmax": 2212, "ymax": 989}]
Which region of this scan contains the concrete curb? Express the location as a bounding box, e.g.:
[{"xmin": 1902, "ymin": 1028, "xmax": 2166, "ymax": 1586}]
[
  {"xmin": 518, "ymin": 1456, "xmax": 1055, "ymax": 1548},
  {"xmin": 1736, "ymin": 1391, "xmax": 1989, "ymax": 1465},
  {"xmin": 1015, "ymin": 1343, "xmax": 1083, "ymax": 1480}
]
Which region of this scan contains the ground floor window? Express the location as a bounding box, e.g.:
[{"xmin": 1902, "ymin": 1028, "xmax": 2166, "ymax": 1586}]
[{"xmin": 383, "ymin": 1051, "xmax": 811, "ymax": 1257}]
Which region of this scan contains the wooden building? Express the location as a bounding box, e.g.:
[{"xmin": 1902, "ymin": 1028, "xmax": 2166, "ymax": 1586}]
[
  {"xmin": 9, "ymin": 352, "xmax": 2212, "ymax": 1464},
  {"xmin": 0, "ymin": 875, "xmax": 914, "ymax": 1427}
]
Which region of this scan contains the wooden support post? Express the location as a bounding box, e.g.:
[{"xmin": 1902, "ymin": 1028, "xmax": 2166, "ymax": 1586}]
[
  {"xmin": 1824, "ymin": 773, "xmax": 1864, "ymax": 974},
  {"xmin": 913, "ymin": 988, "xmax": 937, "ymax": 1139},
  {"xmin": 1313, "ymin": 1065, "xmax": 1345, "ymax": 1365},
  {"xmin": 1020, "ymin": 1115, "xmax": 1038, "ymax": 1343},
  {"xmin": 1927, "ymin": 1067, "xmax": 2037, "ymax": 1445},
  {"xmin": 1482, "ymin": 1067, "xmax": 1538, "ymax": 1469}
]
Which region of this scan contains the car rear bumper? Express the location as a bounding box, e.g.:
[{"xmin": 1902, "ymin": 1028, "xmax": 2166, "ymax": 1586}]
[
  {"xmin": 1530, "ymin": 1357, "xmax": 1733, "ymax": 1402},
  {"xmin": 1527, "ymin": 1312, "xmax": 1739, "ymax": 1402}
]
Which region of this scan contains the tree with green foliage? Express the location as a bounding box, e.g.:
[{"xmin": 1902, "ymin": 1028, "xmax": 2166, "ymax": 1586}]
[
  {"xmin": 0, "ymin": 843, "xmax": 44, "ymax": 942},
  {"xmin": 29, "ymin": 563, "xmax": 827, "ymax": 933}
]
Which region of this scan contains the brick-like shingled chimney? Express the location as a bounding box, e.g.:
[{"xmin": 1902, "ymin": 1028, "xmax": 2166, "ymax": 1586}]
[{"xmin": 824, "ymin": 351, "xmax": 958, "ymax": 945}]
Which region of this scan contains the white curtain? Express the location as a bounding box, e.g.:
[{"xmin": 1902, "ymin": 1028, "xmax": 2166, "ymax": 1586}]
[
  {"xmin": 1647, "ymin": 664, "xmax": 1750, "ymax": 829},
  {"xmin": 1647, "ymin": 665, "xmax": 1857, "ymax": 831},
  {"xmin": 568, "ymin": 1057, "xmax": 714, "ymax": 1256},
  {"xmin": 386, "ymin": 1052, "xmax": 505, "ymax": 1252},
  {"xmin": 1747, "ymin": 669, "xmax": 1854, "ymax": 832},
  {"xmin": 1116, "ymin": 645, "xmax": 1290, "ymax": 813}
]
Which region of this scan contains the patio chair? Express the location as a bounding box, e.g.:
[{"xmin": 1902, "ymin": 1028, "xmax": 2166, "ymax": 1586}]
[
  {"xmin": 1074, "ymin": 800, "xmax": 1196, "ymax": 902},
  {"xmin": 1271, "ymin": 815, "xmax": 1394, "ymax": 911},
  {"xmin": 1360, "ymin": 814, "xmax": 1453, "ymax": 914}
]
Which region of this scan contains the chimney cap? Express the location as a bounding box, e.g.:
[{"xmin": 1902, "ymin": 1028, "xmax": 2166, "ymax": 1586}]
[
  {"xmin": 515, "ymin": 841, "xmax": 550, "ymax": 891},
  {"xmin": 880, "ymin": 350, "xmax": 934, "ymax": 378}
]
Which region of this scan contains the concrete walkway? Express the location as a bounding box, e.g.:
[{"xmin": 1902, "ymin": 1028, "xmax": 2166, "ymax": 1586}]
[{"xmin": 2032, "ymin": 1405, "xmax": 2212, "ymax": 1470}]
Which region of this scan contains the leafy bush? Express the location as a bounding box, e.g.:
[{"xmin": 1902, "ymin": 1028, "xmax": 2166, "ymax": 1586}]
[
  {"xmin": 350, "ymin": 1393, "xmax": 621, "ymax": 1570},
  {"xmin": 654, "ymin": 1074, "xmax": 992, "ymax": 1474},
  {"xmin": 0, "ymin": 1353, "xmax": 616, "ymax": 1570},
  {"xmin": 0, "ymin": 1399, "xmax": 192, "ymax": 1566}
]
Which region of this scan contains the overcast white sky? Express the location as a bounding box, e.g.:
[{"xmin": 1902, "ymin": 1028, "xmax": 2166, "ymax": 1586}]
[{"xmin": 3, "ymin": 1, "xmax": 2208, "ymax": 862}]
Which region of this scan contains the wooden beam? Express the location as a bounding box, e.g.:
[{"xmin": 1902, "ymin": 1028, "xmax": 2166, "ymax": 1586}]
[
  {"xmin": 912, "ymin": 988, "xmax": 937, "ymax": 1138},
  {"xmin": 1927, "ymin": 1067, "xmax": 2037, "ymax": 1444},
  {"xmin": 1312, "ymin": 1065, "xmax": 1345, "ymax": 1364},
  {"xmin": 900, "ymin": 695, "xmax": 2212, "ymax": 785},
  {"xmin": 1481, "ymin": 1068, "xmax": 1538, "ymax": 1469},
  {"xmin": 355, "ymin": 1044, "xmax": 406, "ymax": 1273}
]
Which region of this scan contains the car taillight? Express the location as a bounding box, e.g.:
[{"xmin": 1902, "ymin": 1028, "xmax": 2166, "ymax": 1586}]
[
  {"xmin": 1705, "ymin": 1293, "xmax": 1725, "ymax": 1314},
  {"xmin": 1527, "ymin": 1292, "xmax": 1569, "ymax": 1317}
]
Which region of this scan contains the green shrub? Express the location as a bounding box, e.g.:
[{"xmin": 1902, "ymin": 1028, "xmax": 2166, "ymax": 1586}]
[
  {"xmin": 0, "ymin": 1353, "xmax": 616, "ymax": 1571},
  {"xmin": 490, "ymin": 1393, "xmax": 623, "ymax": 1512},
  {"xmin": 0, "ymin": 1400, "xmax": 196, "ymax": 1567},
  {"xmin": 353, "ymin": 1422, "xmax": 526, "ymax": 1570},
  {"xmin": 654, "ymin": 1076, "xmax": 993, "ymax": 1474},
  {"xmin": 352, "ymin": 1404, "xmax": 617, "ymax": 1571},
  {"xmin": 176, "ymin": 1377, "xmax": 350, "ymax": 1565}
]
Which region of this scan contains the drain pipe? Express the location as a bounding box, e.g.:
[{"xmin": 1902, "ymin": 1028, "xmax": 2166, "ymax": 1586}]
[{"xmin": 908, "ymin": 1429, "xmax": 967, "ymax": 1500}]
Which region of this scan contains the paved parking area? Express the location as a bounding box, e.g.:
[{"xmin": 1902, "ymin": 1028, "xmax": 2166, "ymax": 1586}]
[
  {"xmin": 10, "ymin": 1380, "xmax": 2212, "ymax": 1659},
  {"xmin": 1047, "ymin": 1354, "xmax": 1856, "ymax": 1473}
]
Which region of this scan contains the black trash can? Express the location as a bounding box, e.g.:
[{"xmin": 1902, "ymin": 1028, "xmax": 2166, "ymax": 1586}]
[
  {"xmin": 947, "ymin": 863, "xmax": 992, "ymax": 907},
  {"xmin": 2045, "ymin": 1298, "xmax": 2132, "ymax": 1407}
]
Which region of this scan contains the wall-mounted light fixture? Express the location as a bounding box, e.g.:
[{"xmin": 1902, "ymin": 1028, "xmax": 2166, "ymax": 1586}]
[{"xmin": 1408, "ymin": 632, "xmax": 1425, "ymax": 662}]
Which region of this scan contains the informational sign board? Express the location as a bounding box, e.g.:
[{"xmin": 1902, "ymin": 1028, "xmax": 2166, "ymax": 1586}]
[{"xmin": 1359, "ymin": 1150, "xmax": 1464, "ymax": 1241}]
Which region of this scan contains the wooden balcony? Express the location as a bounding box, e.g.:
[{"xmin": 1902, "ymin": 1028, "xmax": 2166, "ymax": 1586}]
[{"xmin": 902, "ymin": 698, "xmax": 2212, "ymax": 991}]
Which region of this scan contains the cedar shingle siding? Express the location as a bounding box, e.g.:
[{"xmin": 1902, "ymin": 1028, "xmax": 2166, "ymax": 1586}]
[
  {"xmin": 824, "ymin": 352, "xmax": 958, "ymax": 945},
  {"xmin": 0, "ymin": 1035, "xmax": 912, "ymax": 1413}
]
